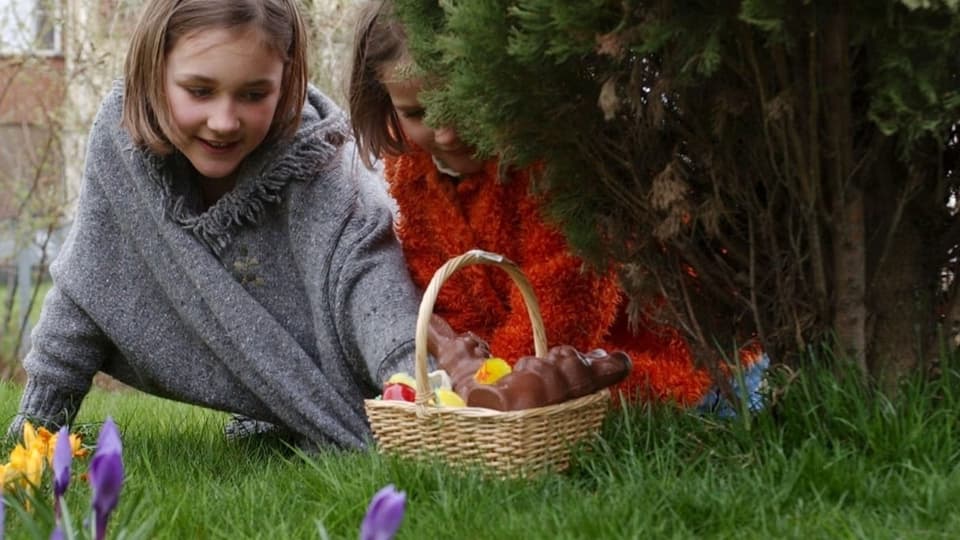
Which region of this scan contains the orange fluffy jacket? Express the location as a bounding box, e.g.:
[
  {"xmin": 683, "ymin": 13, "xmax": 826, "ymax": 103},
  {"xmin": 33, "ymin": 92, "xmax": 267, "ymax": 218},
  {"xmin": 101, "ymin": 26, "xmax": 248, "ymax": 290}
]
[{"xmin": 384, "ymin": 149, "xmax": 715, "ymax": 405}]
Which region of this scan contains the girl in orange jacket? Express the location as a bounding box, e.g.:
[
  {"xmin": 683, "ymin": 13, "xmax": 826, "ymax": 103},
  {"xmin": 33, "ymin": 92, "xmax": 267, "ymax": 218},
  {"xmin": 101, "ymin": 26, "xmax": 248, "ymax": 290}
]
[{"xmin": 347, "ymin": 0, "xmax": 763, "ymax": 408}]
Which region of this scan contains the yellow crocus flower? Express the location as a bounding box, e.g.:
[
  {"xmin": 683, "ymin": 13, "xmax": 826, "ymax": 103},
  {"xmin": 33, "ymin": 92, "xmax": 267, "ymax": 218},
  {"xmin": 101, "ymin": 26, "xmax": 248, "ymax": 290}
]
[
  {"xmin": 0, "ymin": 462, "xmax": 12, "ymax": 489},
  {"xmin": 22, "ymin": 421, "xmax": 39, "ymax": 450},
  {"xmin": 22, "ymin": 421, "xmax": 55, "ymax": 458},
  {"xmin": 3, "ymin": 422, "xmax": 86, "ymax": 496},
  {"xmin": 8, "ymin": 444, "xmax": 28, "ymax": 471},
  {"xmin": 36, "ymin": 426, "xmax": 55, "ymax": 457},
  {"xmin": 70, "ymin": 432, "xmax": 88, "ymax": 458},
  {"xmin": 24, "ymin": 448, "xmax": 44, "ymax": 488},
  {"xmin": 22, "ymin": 422, "xmax": 87, "ymax": 466},
  {"xmin": 8, "ymin": 444, "xmax": 45, "ymax": 490}
]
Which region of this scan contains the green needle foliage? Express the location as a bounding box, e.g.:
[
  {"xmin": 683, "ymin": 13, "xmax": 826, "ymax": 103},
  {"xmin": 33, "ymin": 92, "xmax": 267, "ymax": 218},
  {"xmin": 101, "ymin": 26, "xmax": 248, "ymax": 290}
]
[
  {"xmin": 3, "ymin": 352, "xmax": 960, "ymax": 538},
  {"xmin": 391, "ymin": 0, "xmax": 960, "ymax": 384}
]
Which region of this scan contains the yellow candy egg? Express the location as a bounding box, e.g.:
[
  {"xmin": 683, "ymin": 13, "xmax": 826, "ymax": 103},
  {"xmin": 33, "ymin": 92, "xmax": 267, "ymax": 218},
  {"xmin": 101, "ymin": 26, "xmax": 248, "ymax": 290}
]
[
  {"xmin": 432, "ymin": 388, "xmax": 466, "ymax": 407},
  {"xmin": 474, "ymin": 357, "xmax": 512, "ymax": 385}
]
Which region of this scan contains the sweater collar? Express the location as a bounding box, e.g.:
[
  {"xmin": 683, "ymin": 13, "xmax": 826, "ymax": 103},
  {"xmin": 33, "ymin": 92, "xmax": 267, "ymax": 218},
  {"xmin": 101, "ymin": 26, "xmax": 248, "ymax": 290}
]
[{"xmin": 142, "ymin": 86, "xmax": 349, "ymax": 256}]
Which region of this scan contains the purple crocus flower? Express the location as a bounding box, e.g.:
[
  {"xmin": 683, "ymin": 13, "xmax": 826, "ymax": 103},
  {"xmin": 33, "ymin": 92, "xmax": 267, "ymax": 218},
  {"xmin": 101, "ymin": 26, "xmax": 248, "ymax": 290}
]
[
  {"xmin": 89, "ymin": 417, "xmax": 124, "ymax": 540},
  {"xmin": 52, "ymin": 425, "xmax": 73, "ymax": 517},
  {"xmin": 360, "ymin": 484, "xmax": 406, "ymax": 540},
  {"xmin": 1, "ymin": 490, "xmax": 5, "ymax": 540},
  {"xmin": 49, "ymin": 524, "xmax": 65, "ymax": 540}
]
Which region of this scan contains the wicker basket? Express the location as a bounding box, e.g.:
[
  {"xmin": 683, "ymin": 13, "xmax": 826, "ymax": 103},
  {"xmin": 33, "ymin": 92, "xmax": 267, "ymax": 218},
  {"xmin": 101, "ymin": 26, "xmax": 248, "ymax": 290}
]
[{"xmin": 364, "ymin": 249, "xmax": 610, "ymax": 478}]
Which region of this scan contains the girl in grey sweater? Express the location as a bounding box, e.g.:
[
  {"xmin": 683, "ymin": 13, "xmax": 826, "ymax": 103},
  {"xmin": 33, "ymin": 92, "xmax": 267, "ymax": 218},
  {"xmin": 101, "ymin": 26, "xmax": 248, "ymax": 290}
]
[{"xmin": 7, "ymin": 0, "xmax": 430, "ymax": 450}]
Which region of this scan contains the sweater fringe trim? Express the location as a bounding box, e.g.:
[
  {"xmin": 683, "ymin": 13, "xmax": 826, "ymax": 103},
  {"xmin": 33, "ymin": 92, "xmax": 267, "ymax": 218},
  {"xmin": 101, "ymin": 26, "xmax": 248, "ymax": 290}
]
[{"xmin": 143, "ymin": 103, "xmax": 349, "ymax": 256}]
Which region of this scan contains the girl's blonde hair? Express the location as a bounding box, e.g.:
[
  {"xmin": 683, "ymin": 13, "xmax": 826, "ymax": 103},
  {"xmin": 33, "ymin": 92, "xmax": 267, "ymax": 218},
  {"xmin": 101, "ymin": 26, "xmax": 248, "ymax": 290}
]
[
  {"xmin": 348, "ymin": 0, "xmax": 411, "ymax": 168},
  {"xmin": 122, "ymin": 0, "xmax": 309, "ymax": 155}
]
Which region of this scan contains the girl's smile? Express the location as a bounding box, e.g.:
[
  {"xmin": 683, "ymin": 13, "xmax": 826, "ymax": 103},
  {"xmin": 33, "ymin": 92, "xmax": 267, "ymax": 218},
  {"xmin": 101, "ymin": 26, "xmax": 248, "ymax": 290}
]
[
  {"xmin": 164, "ymin": 25, "xmax": 284, "ymax": 185},
  {"xmin": 199, "ymin": 138, "xmax": 241, "ymax": 153}
]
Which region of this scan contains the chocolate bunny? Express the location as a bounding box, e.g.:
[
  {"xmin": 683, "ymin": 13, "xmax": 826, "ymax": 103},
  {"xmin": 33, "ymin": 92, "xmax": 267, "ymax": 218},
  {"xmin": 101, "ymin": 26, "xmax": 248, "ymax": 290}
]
[{"xmin": 466, "ymin": 346, "xmax": 632, "ymax": 411}]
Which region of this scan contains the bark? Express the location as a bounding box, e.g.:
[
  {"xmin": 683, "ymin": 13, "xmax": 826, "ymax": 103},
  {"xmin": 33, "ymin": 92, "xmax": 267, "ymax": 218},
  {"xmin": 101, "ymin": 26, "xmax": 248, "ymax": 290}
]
[
  {"xmin": 823, "ymin": 5, "xmax": 868, "ymax": 374},
  {"xmin": 832, "ymin": 188, "xmax": 868, "ymax": 374},
  {"xmin": 866, "ymin": 206, "xmax": 925, "ymax": 390}
]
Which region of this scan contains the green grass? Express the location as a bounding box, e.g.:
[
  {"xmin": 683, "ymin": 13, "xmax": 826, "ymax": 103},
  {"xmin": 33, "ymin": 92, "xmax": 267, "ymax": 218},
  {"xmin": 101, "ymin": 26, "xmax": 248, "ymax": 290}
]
[{"xmin": 2, "ymin": 357, "xmax": 960, "ymax": 539}]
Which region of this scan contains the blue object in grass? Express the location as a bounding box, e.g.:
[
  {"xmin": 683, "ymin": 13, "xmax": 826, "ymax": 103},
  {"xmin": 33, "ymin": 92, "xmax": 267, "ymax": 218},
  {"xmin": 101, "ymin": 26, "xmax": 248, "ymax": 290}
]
[{"xmin": 696, "ymin": 353, "xmax": 770, "ymax": 417}]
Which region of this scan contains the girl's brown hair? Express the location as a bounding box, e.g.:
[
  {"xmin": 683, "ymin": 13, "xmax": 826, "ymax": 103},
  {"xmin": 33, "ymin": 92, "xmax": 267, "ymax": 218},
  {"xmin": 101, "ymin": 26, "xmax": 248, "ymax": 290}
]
[
  {"xmin": 348, "ymin": 0, "xmax": 410, "ymax": 168},
  {"xmin": 122, "ymin": 0, "xmax": 309, "ymax": 155}
]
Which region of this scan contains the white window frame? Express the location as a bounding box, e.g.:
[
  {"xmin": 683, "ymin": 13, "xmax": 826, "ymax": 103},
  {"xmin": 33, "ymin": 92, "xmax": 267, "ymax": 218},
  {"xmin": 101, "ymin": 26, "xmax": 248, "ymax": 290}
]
[{"xmin": 0, "ymin": 0, "xmax": 62, "ymax": 56}]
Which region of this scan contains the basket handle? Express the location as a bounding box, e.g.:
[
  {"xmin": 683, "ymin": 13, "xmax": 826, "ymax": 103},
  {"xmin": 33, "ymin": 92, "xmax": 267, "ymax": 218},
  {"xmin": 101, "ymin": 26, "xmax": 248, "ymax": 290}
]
[{"xmin": 413, "ymin": 249, "xmax": 548, "ymax": 404}]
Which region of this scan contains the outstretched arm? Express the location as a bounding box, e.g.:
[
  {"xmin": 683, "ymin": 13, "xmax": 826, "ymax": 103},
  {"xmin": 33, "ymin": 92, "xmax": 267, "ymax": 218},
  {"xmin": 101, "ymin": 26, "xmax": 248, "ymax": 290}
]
[{"xmin": 8, "ymin": 286, "xmax": 109, "ymax": 440}]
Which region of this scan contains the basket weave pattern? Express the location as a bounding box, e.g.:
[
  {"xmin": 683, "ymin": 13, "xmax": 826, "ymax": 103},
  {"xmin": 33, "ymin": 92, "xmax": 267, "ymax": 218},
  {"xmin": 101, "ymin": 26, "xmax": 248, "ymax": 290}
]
[{"xmin": 364, "ymin": 250, "xmax": 610, "ymax": 478}]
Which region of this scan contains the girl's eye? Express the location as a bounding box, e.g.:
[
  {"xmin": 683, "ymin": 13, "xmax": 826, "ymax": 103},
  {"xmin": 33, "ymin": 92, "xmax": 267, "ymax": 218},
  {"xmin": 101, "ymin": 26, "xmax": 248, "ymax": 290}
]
[
  {"xmin": 186, "ymin": 87, "xmax": 211, "ymax": 98},
  {"xmin": 242, "ymin": 91, "xmax": 267, "ymax": 102},
  {"xmin": 400, "ymin": 108, "xmax": 425, "ymax": 120}
]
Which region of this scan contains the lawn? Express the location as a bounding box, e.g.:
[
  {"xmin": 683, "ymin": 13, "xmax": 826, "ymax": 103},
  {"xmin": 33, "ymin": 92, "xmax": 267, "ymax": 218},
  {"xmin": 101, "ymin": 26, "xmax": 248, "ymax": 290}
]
[{"xmin": 2, "ymin": 357, "xmax": 960, "ymax": 539}]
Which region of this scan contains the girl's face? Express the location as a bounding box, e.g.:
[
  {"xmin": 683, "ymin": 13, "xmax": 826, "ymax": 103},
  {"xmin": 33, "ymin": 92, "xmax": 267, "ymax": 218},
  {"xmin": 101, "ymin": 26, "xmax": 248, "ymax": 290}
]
[
  {"xmin": 382, "ymin": 72, "xmax": 485, "ymax": 176},
  {"xmin": 164, "ymin": 25, "xmax": 284, "ymax": 182}
]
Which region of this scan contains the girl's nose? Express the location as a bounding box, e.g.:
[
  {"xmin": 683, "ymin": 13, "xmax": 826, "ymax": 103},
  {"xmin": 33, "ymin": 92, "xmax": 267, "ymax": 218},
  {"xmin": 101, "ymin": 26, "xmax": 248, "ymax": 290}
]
[
  {"xmin": 433, "ymin": 126, "xmax": 460, "ymax": 147},
  {"xmin": 208, "ymin": 99, "xmax": 240, "ymax": 133}
]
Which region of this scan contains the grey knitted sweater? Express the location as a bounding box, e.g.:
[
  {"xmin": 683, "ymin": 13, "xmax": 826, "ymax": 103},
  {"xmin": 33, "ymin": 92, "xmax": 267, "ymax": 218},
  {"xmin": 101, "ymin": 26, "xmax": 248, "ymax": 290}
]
[{"xmin": 7, "ymin": 83, "xmax": 421, "ymax": 449}]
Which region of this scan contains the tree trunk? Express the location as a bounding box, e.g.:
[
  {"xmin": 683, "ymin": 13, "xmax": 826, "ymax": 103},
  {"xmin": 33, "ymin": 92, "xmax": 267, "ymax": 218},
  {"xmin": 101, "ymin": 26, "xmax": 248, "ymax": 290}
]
[
  {"xmin": 832, "ymin": 188, "xmax": 868, "ymax": 373},
  {"xmin": 823, "ymin": 4, "xmax": 868, "ymax": 374},
  {"xmin": 866, "ymin": 214, "xmax": 925, "ymax": 390},
  {"xmin": 864, "ymin": 151, "xmax": 932, "ymax": 390}
]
